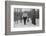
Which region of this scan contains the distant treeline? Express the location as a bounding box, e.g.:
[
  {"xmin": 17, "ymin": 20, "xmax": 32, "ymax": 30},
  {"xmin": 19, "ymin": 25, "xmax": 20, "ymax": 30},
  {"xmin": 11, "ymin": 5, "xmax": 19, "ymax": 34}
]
[{"xmin": 14, "ymin": 9, "xmax": 39, "ymax": 21}]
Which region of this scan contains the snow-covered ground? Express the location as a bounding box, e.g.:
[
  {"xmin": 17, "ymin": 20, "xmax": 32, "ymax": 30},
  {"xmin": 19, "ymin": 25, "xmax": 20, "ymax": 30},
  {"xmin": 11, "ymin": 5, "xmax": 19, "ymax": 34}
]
[{"xmin": 14, "ymin": 18, "xmax": 39, "ymax": 28}]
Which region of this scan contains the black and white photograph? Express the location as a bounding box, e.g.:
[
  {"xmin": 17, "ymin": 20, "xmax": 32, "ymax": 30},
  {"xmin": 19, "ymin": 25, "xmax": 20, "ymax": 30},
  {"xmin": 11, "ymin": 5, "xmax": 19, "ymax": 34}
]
[
  {"xmin": 5, "ymin": 1, "xmax": 45, "ymax": 35},
  {"xmin": 14, "ymin": 8, "xmax": 39, "ymax": 28},
  {"xmin": 11, "ymin": 5, "xmax": 42, "ymax": 32}
]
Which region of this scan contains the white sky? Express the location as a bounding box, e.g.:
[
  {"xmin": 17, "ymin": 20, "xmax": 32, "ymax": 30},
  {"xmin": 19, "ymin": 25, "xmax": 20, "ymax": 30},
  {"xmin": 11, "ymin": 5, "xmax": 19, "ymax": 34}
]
[{"xmin": 14, "ymin": 8, "xmax": 33, "ymax": 12}]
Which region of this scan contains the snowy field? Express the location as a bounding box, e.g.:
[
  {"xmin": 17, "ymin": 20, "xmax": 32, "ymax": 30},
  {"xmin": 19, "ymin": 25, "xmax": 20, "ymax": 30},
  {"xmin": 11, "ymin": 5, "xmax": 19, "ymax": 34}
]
[{"xmin": 14, "ymin": 18, "xmax": 39, "ymax": 28}]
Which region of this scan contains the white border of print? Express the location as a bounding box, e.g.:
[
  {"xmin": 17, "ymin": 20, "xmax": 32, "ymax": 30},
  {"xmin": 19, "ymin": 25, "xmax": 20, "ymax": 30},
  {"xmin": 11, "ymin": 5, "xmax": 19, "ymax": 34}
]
[{"xmin": 11, "ymin": 5, "xmax": 42, "ymax": 32}]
